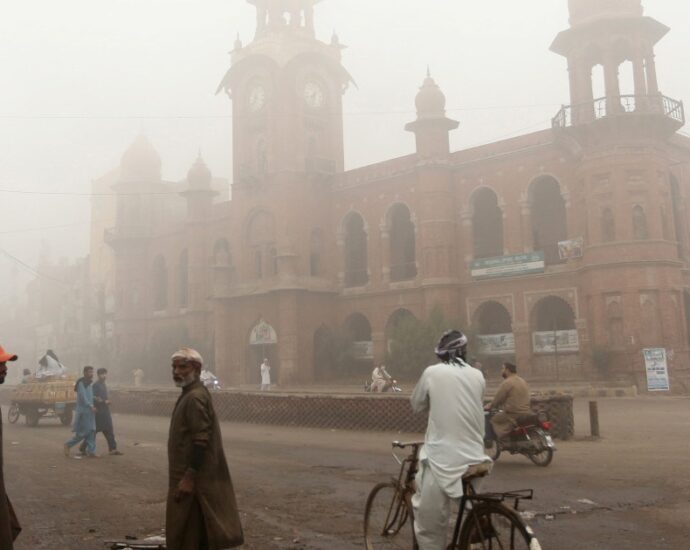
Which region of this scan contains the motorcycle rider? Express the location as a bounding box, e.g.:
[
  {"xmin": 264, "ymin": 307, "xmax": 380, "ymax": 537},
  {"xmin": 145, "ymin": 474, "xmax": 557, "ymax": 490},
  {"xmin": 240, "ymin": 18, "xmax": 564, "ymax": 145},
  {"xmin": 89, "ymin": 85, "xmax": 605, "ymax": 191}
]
[
  {"xmin": 410, "ymin": 330, "xmax": 492, "ymax": 550},
  {"xmin": 485, "ymin": 362, "xmax": 531, "ymax": 440},
  {"xmin": 370, "ymin": 364, "xmax": 393, "ymax": 392},
  {"xmin": 200, "ymin": 366, "xmax": 219, "ymax": 390}
]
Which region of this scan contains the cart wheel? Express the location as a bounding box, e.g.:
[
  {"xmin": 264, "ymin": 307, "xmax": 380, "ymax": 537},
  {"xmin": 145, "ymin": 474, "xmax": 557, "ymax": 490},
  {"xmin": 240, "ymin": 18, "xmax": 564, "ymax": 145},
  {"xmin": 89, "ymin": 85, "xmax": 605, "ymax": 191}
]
[
  {"xmin": 25, "ymin": 409, "xmax": 40, "ymax": 427},
  {"xmin": 8, "ymin": 404, "xmax": 20, "ymax": 424},
  {"xmin": 59, "ymin": 408, "xmax": 73, "ymax": 426}
]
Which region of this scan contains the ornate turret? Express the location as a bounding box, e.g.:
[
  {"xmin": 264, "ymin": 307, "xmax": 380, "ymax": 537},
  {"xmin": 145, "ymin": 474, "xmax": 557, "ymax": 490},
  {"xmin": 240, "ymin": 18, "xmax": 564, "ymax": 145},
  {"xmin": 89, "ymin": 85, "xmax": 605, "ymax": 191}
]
[
  {"xmin": 248, "ymin": 0, "xmax": 322, "ymax": 38},
  {"xmin": 551, "ymin": 0, "xmax": 684, "ymax": 133},
  {"xmin": 120, "ymin": 135, "xmax": 161, "ymax": 183},
  {"xmin": 182, "ymin": 153, "xmax": 217, "ymax": 221},
  {"xmin": 405, "ymin": 70, "xmax": 459, "ymax": 159}
]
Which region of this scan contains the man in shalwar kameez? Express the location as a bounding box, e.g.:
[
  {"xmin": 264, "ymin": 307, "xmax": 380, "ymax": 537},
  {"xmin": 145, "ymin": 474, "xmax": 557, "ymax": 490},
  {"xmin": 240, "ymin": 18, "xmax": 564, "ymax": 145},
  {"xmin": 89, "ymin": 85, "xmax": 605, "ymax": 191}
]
[
  {"xmin": 410, "ymin": 330, "xmax": 493, "ymax": 550},
  {"xmin": 64, "ymin": 366, "xmax": 97, "ymax": 457},
  {"xmin": 167, "ymin": 348, "xmax": 243, "ymax": 550}
]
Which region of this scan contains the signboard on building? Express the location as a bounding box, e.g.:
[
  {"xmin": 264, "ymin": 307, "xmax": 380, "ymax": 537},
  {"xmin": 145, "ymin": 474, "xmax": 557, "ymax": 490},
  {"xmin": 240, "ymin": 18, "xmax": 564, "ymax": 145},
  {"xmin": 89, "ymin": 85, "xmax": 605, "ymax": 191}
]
[
  {"xmin": 643, "ymin": 348, "xmax": 670, "ymax": 392},
  {"xmin": 532, "ymin": 330, "xmax": 580, "ymax": 353},
  {"xmin": 352, "ymin": 341, "xmax": 374, "ymax": 360},
  {"xmin": 558, "ymin": 237, "xmax": 584, "ymax": 260},
  {"xmin": 476, "ymin": 333, "xmax": 516, "ymax": 356},
  {"xmin": 249, "ymin": 319, "xmax": 278, "ymax": 346},
  {"xmin": 471, "ymin": 252, "xmax": 545, "ymax": 281}
]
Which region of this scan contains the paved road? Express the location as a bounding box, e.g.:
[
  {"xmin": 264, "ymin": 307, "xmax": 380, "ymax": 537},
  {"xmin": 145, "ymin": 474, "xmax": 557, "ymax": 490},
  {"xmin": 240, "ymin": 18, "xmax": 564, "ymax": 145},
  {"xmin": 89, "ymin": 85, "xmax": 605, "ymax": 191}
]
[{"xmin": 3, "ymin": 397, "xmax": 689, "ymax": 549}]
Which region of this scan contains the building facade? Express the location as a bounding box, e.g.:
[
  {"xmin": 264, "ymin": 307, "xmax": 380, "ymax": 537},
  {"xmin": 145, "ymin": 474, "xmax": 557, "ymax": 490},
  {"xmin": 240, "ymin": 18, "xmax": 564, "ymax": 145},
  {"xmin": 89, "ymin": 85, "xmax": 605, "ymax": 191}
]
[{"xmin": 97, "ymin": 0, "xmax": 690, "ymax": 389}]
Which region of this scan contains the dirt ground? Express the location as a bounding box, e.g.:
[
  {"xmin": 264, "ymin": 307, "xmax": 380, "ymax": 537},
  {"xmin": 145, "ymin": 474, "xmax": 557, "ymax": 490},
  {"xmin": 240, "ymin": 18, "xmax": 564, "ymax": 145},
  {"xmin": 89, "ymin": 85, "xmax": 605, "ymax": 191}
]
[{"xmin": 3, "ymin": 396, "xmax": 690, "ymax": 549}]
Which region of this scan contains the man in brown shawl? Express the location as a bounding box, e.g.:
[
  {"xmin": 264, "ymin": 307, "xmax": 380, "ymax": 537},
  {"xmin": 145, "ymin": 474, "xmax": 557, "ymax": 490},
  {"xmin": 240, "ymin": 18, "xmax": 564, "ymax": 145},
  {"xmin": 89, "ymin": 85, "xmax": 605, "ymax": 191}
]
[
  {"xmin": 0, "ymin": 345, "xmax": 21, "ymax": 548},
  {"xmin": 167, "ymin": 348, "xmax": 243, "ymax": 549}
]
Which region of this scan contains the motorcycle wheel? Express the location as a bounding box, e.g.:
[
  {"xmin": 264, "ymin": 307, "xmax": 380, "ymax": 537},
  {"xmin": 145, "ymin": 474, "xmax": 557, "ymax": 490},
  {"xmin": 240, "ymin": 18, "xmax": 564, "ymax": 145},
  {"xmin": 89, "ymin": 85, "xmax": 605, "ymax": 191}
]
[
  {"xmin": 485, "ymin": 439, "xmax": 501, "ymax": 461},
  {"xmin": 528, "ymin": 429, "xmax": 554, "ymax": 467}
]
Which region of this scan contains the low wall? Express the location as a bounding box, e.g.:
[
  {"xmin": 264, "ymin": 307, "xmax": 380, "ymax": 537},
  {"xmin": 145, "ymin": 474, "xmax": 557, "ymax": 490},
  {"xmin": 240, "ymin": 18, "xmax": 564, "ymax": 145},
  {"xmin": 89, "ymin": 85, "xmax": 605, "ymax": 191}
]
[{"xmin": 110, "ymin": 389, "xmax": 575, "ymax": 440}]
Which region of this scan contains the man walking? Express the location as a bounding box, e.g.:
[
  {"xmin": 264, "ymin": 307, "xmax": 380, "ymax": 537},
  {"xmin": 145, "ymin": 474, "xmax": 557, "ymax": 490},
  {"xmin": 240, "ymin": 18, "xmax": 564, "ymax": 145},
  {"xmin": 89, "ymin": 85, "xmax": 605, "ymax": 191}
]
[
  {"xmin": 167, "ymin": 348, "xmax": 243, "ymax": 549},
  {"xmin": 0, "ymin": 345, "xmax": 22, "ymax": 548},
  {"xmin": 81, "ymin": 368, "xmax": 122, "ymax": 456},
  {"xmin": 486, "ymin": 362, "xmax": 531, "ymax": 440},
  {"xmin": 410, "ymin": 330, "xmax": 492, "ymax": 550},
  {"xmin": 64, "ymin": 366, "xmax": 97, "ymax": 458},
  {"xmin": 260, "ymin": 358, "xmax": 271, "ymax": 391}
]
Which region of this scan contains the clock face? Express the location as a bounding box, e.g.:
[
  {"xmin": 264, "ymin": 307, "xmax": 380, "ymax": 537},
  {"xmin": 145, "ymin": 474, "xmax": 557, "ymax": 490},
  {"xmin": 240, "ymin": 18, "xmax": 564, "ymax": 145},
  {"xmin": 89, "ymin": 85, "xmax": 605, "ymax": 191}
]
[
  {"xmin": 248, "ymin": 84, "xmax": 267, "ymax": 113},
  {"xmin": 303, "ymin": 81, "xmax": 325, "ymax": 110}
]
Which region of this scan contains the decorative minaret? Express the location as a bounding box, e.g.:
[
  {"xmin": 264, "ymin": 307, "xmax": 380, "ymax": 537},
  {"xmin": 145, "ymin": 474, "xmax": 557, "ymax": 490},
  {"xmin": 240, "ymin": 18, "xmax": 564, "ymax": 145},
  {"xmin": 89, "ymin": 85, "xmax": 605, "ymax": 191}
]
[{"xmin": 405, "ymin": 70, "xmax": 459, "ymax": 160}]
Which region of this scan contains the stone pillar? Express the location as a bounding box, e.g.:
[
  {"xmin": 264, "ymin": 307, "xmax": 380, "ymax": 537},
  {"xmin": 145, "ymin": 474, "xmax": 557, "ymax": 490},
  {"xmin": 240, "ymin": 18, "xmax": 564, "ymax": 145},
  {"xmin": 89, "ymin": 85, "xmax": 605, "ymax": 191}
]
[
  {"xmin": 520, "ymin": 199, "xmax": 533, "ymax": 253},
  {"xmin": 278, "ymin": 291, "xmax": 299, "ymax": 384},
  {"xmin": 380, "ymin": 222, "xmax": 391, "ymax": 284},
  {"xmin": 604, "ymin": 56, "xmax": 622, "ymax": 114},
  {"xmin": 460, "ymin": 208, "xmax": 474, "ymax": 271},
  {"xmin": 513, "ymin": 323, "xmax": 532, "ymax": 378},
  {"xmin": 645, "ymin": 49, "xmax": 660, "ymax": 95}
]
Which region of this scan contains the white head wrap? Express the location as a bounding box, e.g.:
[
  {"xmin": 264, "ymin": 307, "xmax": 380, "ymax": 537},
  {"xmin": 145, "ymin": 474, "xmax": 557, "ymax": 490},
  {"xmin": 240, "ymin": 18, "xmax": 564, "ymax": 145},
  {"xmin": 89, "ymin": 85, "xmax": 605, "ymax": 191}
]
[{"xmin": 171, "ymin": 347, "xmax": 204, "ymax": 367}]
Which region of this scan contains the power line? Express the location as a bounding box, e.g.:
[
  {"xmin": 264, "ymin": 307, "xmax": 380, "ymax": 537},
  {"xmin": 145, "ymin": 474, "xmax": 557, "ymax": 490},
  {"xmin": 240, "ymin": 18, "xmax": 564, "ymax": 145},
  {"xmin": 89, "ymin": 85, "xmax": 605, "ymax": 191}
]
[
  {"xmin": 0, "ymin": 103, "xmax": 561, "ymax": 121},
  {"xmin": 0, "ymin": 247, "xmax": 69, "ymax": 286}
]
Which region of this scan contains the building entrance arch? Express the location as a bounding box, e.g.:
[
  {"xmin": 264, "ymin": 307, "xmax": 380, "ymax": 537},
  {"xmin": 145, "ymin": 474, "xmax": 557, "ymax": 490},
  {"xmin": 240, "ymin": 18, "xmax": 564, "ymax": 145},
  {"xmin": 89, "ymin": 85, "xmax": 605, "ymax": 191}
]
[
  {"xmin": 473, "ymin": 301, "xmax": 515, "ymax": 378},
  {"xmin": 248, "ymin": 318, "xmax": 279, "ymax": 386}
]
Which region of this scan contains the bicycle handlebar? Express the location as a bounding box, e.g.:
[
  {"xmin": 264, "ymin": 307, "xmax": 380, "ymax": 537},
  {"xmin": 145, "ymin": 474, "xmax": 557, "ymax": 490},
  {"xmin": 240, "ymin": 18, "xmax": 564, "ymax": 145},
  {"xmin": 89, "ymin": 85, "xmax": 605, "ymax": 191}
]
[{"xmin": 392, "ymin": 440, "xmax": 424, "ymax": 449}]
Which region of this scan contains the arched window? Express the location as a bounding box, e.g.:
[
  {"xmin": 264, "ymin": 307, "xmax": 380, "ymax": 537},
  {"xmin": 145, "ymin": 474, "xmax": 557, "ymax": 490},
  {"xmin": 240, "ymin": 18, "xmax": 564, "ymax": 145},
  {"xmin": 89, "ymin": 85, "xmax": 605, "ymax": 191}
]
[
  {"xmin": 247, "ymin": 211, "xmax": 276, "ymax": 280},
  {"xmin": 268, "ymin": 247, "xmax": 278, "ymax": 276},
  {"xmin": 213, "ymin": 239, "xmax": 232, "ymax": 267},
  {"xmin": 531, "ymin": 296, "xmax": 579, "ymax": 353},
  {"xmin": 389, "ymin": 204, "xmax": 417, "ymax": 281},
  {"xmin": 178, "ymin": 249, "xmax": 189, "ymax": 308},
  {"xmin": 606, "ymin": 301, "xmax": 625, "ymax": 348},
  {"xmin": 343, "ymin": 212, "xmax": 368, "ymax": 287},
  {"xmin": 385, "ymin": 309, "xmax": 417, "ymax": 352},
  {"xmin": 670, "ymin": 175, "xmax": 685, "ymax": 258},
  {"xmin": 472, "ymin": 188, "xmax": 503, "ymax": 259},
  {"xmin": 601, "ymin": 208, "xmax": 616, "ymax": 242},
  {"xmin": 310, "ymin": 228, "xmax": 322, "ymax": 276},
  {"xmin": 152, "ymin": 256, "xmax": 168, "ymax": 311},
  {"xmin": 344, "ymin": 312, "xmax": 373, "ymax": 362},
  {"xmin": 530, "ymin": 177, "xmax": 568, "ymax": 264},
  {"xmin": 632, "ymin": 205, "xmax": 649, "ymax": 240},
  {"xmin": 256, "ymin": 138, "xmax": 267, "ymax": 176},
  {"xmin": 476, "ymin": 301, "xmax": 513, "ymax": 335}
]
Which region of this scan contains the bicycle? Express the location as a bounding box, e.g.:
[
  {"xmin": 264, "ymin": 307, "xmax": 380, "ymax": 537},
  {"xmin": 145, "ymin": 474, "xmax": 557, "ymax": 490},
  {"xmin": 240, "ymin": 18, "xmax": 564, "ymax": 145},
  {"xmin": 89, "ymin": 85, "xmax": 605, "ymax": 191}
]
[{"xmin": 364, "ymin": 441, "xmax": 541, "ymax": 549}]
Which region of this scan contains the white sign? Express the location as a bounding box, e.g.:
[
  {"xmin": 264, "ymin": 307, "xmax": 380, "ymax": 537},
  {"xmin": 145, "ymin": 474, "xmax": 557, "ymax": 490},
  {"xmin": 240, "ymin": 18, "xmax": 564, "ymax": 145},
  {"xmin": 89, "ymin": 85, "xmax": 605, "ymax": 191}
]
[
  {"xmin": 477, "ymin": 333, "xmax": 515, "ymax": 355},
  {"xmin": 249, "ymin": 319, "xmax": 278, "ymax": 346},
  {"xmin": 643, "ymin": 348, "xmax": 670, "ymax": 392},
  {"xmin": 532, "ymin": 330, "xmax": 579, "ymax": 353},
  {"xmin": 352, "ymin": 341, "xmax": 374, "ymax": 360},
  {"xmin": 558, "ymin": 237, "xmax": 584, "ymax": 260}
]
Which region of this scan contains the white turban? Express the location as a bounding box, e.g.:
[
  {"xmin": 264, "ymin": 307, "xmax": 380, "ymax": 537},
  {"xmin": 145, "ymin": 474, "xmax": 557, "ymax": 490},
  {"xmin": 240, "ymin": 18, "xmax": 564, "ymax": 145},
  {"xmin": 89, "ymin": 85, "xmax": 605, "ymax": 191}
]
[{"xmin": 171, "ymin": 347, "xmax": 204, "ymax": 367}]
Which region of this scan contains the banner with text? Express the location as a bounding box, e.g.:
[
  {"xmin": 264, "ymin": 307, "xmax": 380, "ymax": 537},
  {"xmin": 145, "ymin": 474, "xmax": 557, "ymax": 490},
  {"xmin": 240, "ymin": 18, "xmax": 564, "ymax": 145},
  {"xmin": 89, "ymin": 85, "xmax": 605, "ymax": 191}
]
[
  {"xmin": 476, "ymin": 333, "xmax": 516, "ymax": 355},
  {"xmin": 643, "ymin": 348, "xmax": 671, "ymax": 392},
  {"xmin": 532, "ymin": 330, "xmax": 580, "ymax": 353},
  {"xmin": 471, "ymin": 252, "xmax": 545, "ymax": 281}
]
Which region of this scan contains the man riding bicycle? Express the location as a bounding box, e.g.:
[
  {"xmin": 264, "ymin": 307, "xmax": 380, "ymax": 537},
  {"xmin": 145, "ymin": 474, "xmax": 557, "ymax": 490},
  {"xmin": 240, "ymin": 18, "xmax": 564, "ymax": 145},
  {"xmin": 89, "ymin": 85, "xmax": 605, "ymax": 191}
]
[{"xmin": 410, "ymin": 330, "xmax": 493, "ymax": 550}]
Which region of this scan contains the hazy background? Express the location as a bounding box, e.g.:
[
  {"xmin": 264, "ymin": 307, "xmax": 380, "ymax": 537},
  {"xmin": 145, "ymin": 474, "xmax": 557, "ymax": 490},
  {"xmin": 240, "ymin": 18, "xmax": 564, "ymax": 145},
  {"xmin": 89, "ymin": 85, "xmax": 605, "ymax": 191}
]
[{"xmin": 1, "ymin": 0, "xmax": 690, "ymax": 298}]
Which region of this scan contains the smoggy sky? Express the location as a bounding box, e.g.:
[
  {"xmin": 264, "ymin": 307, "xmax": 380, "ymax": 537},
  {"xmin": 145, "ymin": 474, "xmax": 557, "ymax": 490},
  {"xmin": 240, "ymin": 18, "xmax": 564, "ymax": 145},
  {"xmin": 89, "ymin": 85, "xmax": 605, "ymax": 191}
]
[{"xmin": 1, "ymin": 0, "xmax": 689, "ymax": 298}]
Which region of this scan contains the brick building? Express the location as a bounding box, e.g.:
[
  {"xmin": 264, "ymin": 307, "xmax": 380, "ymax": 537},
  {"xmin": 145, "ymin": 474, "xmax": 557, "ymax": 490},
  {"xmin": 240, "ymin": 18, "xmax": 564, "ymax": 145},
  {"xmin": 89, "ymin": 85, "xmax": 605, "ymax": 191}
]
[{"xmin": 98, "ymin": 0, "xmax": 690, "ymax": 389}]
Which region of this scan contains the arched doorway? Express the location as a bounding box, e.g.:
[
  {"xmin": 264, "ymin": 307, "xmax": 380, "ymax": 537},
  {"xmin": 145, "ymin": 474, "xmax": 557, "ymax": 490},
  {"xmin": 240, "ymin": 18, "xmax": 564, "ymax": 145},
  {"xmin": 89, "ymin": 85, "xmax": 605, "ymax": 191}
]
[
  {"xmin": 343, "ymin": 212, "xmax": 368, "ymax": 287},
  {"xmin": 248, "ymin": 319, "xmax": 279, "ymax": 386},
  {"xmin": 531, "ymin": 296, "xmax": 578, "ymax": 351},
  {"xmin": 385, "ymin": 309, "xmax": 417, "ymax": 353},
  {"xmin": 344, "ymin": 312, "xmax": 373, "ymax": 374},
  {"xmin": 472, "ymin": 188, "xmax": 504, "ymax": 259},
  {"xmin": 473, "ymin": 301, "xmax": 514, "ymax": 378},
  {"xmin": 388, "ymin": 204, "xmax": 417, "ymax": 281},
  {"xmin": 530, "ymin": 177, "xmax": 568, "ymax": 265}
]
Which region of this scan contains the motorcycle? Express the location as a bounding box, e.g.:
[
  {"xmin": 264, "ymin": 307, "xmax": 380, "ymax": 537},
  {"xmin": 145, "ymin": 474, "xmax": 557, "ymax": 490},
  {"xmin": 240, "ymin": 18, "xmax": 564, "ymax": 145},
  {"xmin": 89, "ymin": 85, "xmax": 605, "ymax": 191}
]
[
  {"xmin": 363, "ymin": 379, "xmax": 402, "ymax": 393},
  {"xmin": 484, "ymin": 410, "xmax": 556, "ymax": 467}
]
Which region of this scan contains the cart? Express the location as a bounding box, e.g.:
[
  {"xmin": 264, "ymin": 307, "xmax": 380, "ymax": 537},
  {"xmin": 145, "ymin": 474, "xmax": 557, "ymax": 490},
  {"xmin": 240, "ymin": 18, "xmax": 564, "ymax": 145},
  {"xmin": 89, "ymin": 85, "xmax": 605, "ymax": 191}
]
[{"xmin": 8, "ymin": 376, "xmax": 76, "ymax": 427}]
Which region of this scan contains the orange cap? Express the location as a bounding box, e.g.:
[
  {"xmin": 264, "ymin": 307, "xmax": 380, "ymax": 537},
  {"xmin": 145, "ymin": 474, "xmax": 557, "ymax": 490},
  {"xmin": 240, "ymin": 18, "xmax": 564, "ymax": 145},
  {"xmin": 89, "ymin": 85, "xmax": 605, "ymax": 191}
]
[{"xmin": 0, "ymin": 346, "xmax": 18, "ymax": 363}]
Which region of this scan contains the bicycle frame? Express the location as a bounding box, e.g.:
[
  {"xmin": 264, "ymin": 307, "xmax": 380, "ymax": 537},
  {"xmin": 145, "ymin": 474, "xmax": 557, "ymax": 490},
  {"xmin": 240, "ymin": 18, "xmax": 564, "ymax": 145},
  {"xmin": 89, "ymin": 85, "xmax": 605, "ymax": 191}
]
[{"xmin": 379, "ymin": 442, "xmax": 421, "ymax": 537}]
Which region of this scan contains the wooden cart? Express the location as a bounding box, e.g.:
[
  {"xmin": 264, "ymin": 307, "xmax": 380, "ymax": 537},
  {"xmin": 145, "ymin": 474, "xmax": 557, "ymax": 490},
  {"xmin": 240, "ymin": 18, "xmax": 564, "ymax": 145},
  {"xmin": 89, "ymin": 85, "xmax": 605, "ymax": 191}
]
[{"xmin": 8, "ymin": 376, "xmax": 77, "ymax": 427}]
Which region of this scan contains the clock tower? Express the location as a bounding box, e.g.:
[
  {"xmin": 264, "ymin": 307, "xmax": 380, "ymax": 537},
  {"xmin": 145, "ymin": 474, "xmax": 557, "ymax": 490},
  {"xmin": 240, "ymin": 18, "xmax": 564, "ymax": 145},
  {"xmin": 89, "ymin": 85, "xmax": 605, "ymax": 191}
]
[{"xmin": 218, "ymin": 0, "xmax": 352, "ymax": 185}]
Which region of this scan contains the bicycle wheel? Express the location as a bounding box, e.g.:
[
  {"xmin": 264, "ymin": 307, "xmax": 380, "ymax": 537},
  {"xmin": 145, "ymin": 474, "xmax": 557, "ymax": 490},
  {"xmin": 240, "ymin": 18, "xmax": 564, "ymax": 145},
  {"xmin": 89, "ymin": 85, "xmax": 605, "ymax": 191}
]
[
  {"xmin": 528, "ymin": 430, "xmax": 553, "ymax": 467},
  {"xmin": 364, "ymin": 482, "xmax": 415, "ymax": 549},
  {"xmin": 8, "ymin": 404, "xmax": 19, "ymax": 424},
  {"xmin": 456, "ymin": 501, "xmax": 536, "ymax": 550}
]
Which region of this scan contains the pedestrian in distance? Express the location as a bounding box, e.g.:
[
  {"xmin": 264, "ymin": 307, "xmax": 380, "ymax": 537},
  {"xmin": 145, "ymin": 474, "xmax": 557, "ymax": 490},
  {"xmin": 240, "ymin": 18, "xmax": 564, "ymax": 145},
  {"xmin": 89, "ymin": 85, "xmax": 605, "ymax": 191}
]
[
  {"xmin": 0, "ymin": 345, "xmax": 22, "ymax": 548},
  {"xmin": 80, "ymin": 368, "xmax": 123, "ymax": 456},
  {"xmin": 167, "ymin": 348, "xmax": 244, "ymax": 550},
  {"xmin": 132, "ymin": 367, "xmax": 145, "ymax": 388},
  {"xmin": 64, "ymin": 366, "xmax": 98, "ymax": 458},
  {"xmin": 260, "ymin": 358, "xmax": 271, "ymax": 391}
]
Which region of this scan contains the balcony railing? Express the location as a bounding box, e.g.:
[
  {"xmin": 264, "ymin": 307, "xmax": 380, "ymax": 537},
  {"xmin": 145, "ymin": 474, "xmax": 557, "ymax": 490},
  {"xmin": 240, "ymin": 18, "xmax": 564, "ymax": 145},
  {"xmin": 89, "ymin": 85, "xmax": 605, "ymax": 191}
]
[{"xmin": 552, "ymin": 94, "xmax": 685, "ymax": 129}]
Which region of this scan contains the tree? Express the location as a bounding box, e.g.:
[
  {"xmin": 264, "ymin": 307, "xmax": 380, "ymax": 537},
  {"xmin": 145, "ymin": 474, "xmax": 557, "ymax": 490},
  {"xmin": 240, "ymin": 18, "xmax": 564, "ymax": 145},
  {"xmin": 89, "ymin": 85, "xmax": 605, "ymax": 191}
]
[{"xmin": 387, "ymin": 306, "xmax": 463, "ymax": 378}]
